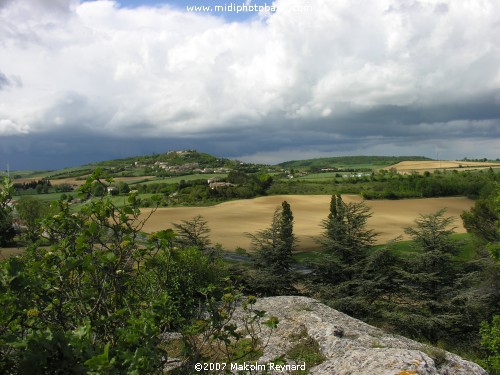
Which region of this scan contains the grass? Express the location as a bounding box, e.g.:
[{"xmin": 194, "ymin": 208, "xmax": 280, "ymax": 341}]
[
  {"xmin": 292, "ymin": 172, "xmax": 338, "ymax": 181},
  {"xmin": 293, "ymin": 251, "xmax": 325, "ymax": 264},
  {"xmin": 13, "ymin": 191, "xmax": 161, "ymax": 208},
  {"xmin": 14, "ymin": 192, "xmax": 79, "ymax": 203},
  {"xmin": 4, "ymin": 170, "xmax": 53, "ymax": 179},
  {"xmin": 292, "ymin": 232, "xmax": 478, "ymax": 264},
  {"xmin": 0, "ymin": 247, "xmax": 25, "ymax": 260},
  {"xmin": 132, "ymin": 173, "xmax": 227, "ymax": 185},
  {"xmin": 376, "ymin": 233, "xmax": 477, "ymax": 261},
  {"xmin": 370, "ymin": 340, "xmax": 387, "ymax": 348},
  {"xmin": 421, "ymin": 345, "xmax": 448, "ymax": 368},
  {"xmin": 285, "ymin": 331, "xmax": 326, "ymax": 374}
]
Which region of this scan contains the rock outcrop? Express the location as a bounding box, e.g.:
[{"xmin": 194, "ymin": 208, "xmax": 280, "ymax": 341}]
[{"xmin": 233, "ymin": 296, "xmax": 486, "ymax": 375}]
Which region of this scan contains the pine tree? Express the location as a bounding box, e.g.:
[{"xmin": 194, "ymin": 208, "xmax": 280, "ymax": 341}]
[
  {"xmin": 277, "ymin": 200, "xmax": 295, "ymax": 274},
  {"xmin": 172, "ymin": 215, "xmax": 211, "ymax": 252},
  {"xmin": 319, "ymin": 194, "xmax": 376, "ymax": 264},
  {"xmin": 249, "ymin": 201, "xmax": 297, "ymax": 294},
  {"xmin": 309, "ymin": 194, "xmax": 378, "ymax": 307},
  {"xmin": 393, "ymin": 210, "xmax": 464, "ymax": 342}
]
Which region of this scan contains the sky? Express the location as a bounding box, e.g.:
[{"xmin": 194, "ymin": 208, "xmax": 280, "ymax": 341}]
[{"xmin": 0, "ymin": 0, "xmax": 499, "ymax": 170}]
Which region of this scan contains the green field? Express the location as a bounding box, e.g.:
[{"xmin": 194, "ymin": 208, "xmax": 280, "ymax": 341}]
[
  {"xmin": 291, "ymin": 172, "xmax": 371, "ymax": 182},
  {"xmin": 14, "ymin": 191, "xmax": 79, "ymax": 202},
  {"xmin": 279, "ymin": 156, "xmax": 432, "ymax": 170},
  {"xmin": 133, "ymin": 173, "xmax": 227, "ymax": 185},
  {"xmin": 292, "ymin": 232, "xmax": 477, "ymax": 264}
]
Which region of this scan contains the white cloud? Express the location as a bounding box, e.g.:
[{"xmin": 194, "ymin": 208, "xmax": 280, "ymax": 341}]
[
  {"xmin": 0, "ymin": 119, "xmax": 30, "ymax": 135},
  {"xmin": 0, "ymin": 0, "xmax": 499, "ymax": 166}
]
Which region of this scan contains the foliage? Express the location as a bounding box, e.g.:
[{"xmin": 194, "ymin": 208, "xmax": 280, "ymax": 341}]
[
  {"xmin": 307, "ymin": 195, "xmax": 390, "ymax": 321},
  {"xmin": 483, "ymin": 184, "xmax": 500, "ymax": 263},
  {"xmin": 404, "ymin": 209, "xmax": 459, "ymax": 256},
  {"xmin": 310, "ymin": 194, "xmax": 377, "ymax": 290},
  {"xmin": 14, "ymin": 196, "xmax": 50, "ymax": 243},
  {"xmin": 318, "ymin": 194, "xmax": 376, "ymax": 264},
  {"xmin": 278, "ymin": 155, "xmax": 432, "ymax": 169},
  {"xmin": 117, "ymin": 181, "xmax": 130, "ymax": 195},
  {"xmin": 178, "ymin": 293, "xmax": 278, "ymax": 373},
  {"xmin": 132, "ymin": 171, "xmax": 273, "ymax": 207},
  {"xmin": 271, "ymin": 168, "xmax": 498, "ymax": 201},
  {"xmin": 286, "ymin": 334, "xmax": 326, "ymax": 373},
  {"xmin": 462, "ymin": 196, "xmax": 500, "ymax": 247},
  {"xmin": 480, "ymin": 315, "xmax": 500, "ymax": 373},
  {"xmin": 172, "ymin": 215, "xmax": 212, "ymax": 252},
  {"xmin": 0, "ymin": 177, "xmax": 16, "ymax": 246},
  {"xmin": 463, "ymin": 184, "xmax": 500, "ymax": 372},
  {"xmin": 388, "ymin": 211, "xmax": 463, "ymax": 340},
  {"xmin": 13, "ymin": 178, "xmax": 51, "ymax": 194},
  {"xmin": 248, "ymin": 201, "xmax": 297, "ymax": 295},
  {"xmin": 305, "ymin": 201, "xmax": 496, "ymax": 367},
  {"xmin": 0, "ymin": 170, "xmax": 242, "ymax": 373},
  {"xmin": 461, "ymin": 180, "xmax": 500, "ymax": 258}
]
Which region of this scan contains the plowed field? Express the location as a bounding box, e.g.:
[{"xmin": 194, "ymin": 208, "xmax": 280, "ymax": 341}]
[{"xmin": 140, "ymin": 195, "xmax": 474, "ymax": 251}]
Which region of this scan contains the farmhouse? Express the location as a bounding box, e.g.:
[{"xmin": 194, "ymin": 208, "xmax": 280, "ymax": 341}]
[{"xmin": 208, "ymin": 182, "xmax": 235, "ymax": 190}]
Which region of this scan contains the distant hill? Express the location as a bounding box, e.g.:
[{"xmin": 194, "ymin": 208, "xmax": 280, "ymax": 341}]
[
  {"xmin": 10, "ymin": 150, "xmax": 240, "ymax": 180},
  {"xmin": 10, "ymin": 152, "xmax": 437, "ymax": 180},
  {"xmin": 92, "ymin": 149, "xmax": 237, "ymax": 169},
  {"xmin": 278, "ymin": 156, "xmax": 433, "ymax": 170}
]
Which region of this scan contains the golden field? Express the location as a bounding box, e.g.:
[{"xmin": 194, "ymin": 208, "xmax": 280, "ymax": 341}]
[{"xmin": 139, "ymin": 195, "xmax": 474, "ymax": 252}]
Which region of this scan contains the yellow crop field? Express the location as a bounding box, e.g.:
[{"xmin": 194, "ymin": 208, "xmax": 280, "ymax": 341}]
[{"xmin": 140, "ymin": 195, "xmax": 474, "ymax": 252}]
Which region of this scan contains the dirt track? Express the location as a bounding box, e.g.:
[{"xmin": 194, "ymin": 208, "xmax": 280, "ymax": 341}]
[{"xmin": 140, "ymin": 195, "xmax": 474, "ymax": 251}]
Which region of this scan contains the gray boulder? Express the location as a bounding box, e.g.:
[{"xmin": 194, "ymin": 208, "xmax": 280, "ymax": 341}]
[{"xmin": 233, "ymin": 296, "xmax": 486, "ymax": 375}]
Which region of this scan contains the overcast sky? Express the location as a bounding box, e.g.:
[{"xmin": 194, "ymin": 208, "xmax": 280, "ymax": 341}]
[{"xmin": 1, "ymin": 0, "xmax": 499, "ymax": 170}]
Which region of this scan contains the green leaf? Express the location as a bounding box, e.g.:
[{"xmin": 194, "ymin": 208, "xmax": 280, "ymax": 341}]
[{"xmin": 84, "ymin": 343, "xmax": 115, "ymax": 371}]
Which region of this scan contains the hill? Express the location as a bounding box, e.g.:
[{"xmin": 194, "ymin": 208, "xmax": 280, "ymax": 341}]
[
  {"xmin": 9, "ymin": 153, "xmax": 436, "ymax": 179},
  {"xmin": 278, "ymin": 155, "xmax": 433, "ymax": 170},
  {"xmin": 10, "ymin": 150, "xmax": 241, "ymax": 181}
]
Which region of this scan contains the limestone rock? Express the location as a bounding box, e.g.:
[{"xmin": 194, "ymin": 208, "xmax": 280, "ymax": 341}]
[{"xmin": 234, "ymin": 296, "xmax": 486, "ymax": 375}]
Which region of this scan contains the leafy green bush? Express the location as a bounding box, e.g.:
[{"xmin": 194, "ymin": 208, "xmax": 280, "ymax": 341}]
[
  {"xmin": 0, "ymin": 171, "xmax": 239, "ymax": 373},
  {"xmin": 480, "ymin": 315, "xmax": 500, "ymax": 374}
]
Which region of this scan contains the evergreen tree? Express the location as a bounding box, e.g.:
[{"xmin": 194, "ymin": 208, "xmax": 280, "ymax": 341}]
[
  {"xmin": 308, "ymin": 194, "xmax": 379, "ymax": 315},
  {"xmin": 462, "ymin": 184, "xmax": 500, "ymax": 373},
  {"xmin": 393, "ymin": 210, "xmax": 464, "ymax": 342},
  {"xmin": 172, "ymin": 215, "xmax": 211, "ymax": 252},
  {"xmin": 318, "ymin": 194, "xmax": 376, "ymax": 265},
  {"xmin": 278, "ymin": 201, "xmax": 295, "ymax": 273},
  {"xmin": 403, "ymin": 209, "xmax": 461, "ymax": 298},
  {"xmin": 249, "ymin": 201, "xmax": 297, "ymax": 294}
]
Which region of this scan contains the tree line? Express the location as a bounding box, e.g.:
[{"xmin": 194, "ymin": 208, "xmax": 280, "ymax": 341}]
[{"xmin": 270, "ymin": 168, "xmax": 498, "ymax": 200}]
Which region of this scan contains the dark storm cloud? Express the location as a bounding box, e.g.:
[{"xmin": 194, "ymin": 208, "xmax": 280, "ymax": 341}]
[
  {"xmin": 0, "ymin": 0, "xmax": 499, "ymax": 168},
  {"xmin": 310, "ymin": 91, "xmax": 500, "ymax": 139}
]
